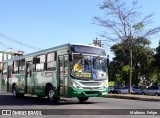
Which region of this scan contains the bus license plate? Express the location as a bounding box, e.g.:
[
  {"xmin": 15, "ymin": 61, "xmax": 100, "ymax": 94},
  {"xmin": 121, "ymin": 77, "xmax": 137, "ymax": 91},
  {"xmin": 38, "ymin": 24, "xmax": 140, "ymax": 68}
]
[{"xmin": 102, "ymin": 92, "xmax": 107, "ymax": 95}]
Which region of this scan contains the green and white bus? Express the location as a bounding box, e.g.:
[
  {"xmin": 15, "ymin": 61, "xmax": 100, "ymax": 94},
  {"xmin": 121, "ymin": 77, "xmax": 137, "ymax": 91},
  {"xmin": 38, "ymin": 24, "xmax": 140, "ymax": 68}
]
[{"xmin": 1, "ymin": 43, "xmax": 109, "ymax": 102}]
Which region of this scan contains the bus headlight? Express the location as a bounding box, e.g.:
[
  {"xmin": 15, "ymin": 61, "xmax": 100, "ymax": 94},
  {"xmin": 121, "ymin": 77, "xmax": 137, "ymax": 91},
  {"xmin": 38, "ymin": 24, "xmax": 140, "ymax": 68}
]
[
  {"xmin": 101, "ymin": 84, "xmax": 107, "ymax": 90},
  {"xmin": 72, "ymin": 82, "xmax": 83, "ymax": 89}
]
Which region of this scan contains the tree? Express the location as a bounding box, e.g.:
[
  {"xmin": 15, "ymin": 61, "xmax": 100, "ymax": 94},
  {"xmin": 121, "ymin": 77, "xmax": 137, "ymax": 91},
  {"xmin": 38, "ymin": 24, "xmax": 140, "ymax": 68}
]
[
  {"xmin": 153, "ymin": 41, "xmax": 160, "ymax": 84},
  {"xmin": 109, "ymin": 37, "xmax": 154, "ymax": 87},
  {"xmin": 154, "ymin": 41, "xmax": 160, "ymax": 70},
  {"xmin": 93, "ymin": 0, "xmax": 160, "ymax": 93}
]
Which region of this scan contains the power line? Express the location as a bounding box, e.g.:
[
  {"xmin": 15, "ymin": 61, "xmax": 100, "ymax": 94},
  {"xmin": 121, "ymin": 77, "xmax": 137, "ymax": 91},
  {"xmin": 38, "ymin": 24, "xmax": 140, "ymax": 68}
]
[
  {"xmin": 0, "ymin": 33, "xmax": 42, "ymax": 50},
  {"xmin": 0, "ymin": 41, "xmax": 24, "ymax": 52},
  {"xmin": 0, "ymin": 42, "xmax": 18, "ymax": 50}
]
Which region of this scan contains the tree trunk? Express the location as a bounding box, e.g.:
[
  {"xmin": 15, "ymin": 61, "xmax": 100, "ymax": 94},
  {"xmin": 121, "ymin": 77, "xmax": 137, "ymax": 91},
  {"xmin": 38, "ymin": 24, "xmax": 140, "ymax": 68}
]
[{"xmin": 129, "ymin": 47, "xmax": 132, "ymax": 94}]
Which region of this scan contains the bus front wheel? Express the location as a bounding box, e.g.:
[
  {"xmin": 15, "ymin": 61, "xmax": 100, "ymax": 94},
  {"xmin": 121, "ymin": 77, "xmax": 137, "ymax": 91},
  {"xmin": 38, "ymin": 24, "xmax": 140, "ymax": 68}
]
[
  {"xmin": 77, "ymin": 97, "xmax": 89, "ymax": 102},
  {"xmin": 47, "ymin": 86, "xmax": 59, "ymax": 102}
]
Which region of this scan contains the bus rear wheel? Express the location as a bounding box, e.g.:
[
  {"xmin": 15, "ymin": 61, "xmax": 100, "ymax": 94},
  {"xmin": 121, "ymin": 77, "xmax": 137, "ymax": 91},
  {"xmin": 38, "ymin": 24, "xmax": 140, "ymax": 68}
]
[
  {"xmin": 77, "ymin": 97, "xmax": 89, "ymax": 102},
  {"xmin": 13, "ymin": 85, "xmax": 18, "ymax": 97},
  {"xmin": 47, "ymin": 86, "xmax": 60, "ymax": 102},
  {"xmin": 12, "ymin": 85, "xmax": 24, "ymax": 98}
]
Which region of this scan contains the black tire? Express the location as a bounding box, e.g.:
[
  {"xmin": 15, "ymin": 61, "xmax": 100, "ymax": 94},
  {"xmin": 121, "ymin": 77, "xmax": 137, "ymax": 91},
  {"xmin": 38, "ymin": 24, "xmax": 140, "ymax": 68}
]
[
  {"xmin": 141, "ymin": 92, "xmax": 145, "ymax": 95},
  {"xmin": 47, "ymin": 86, "xmax": 60, "ymax": 102},
  {"xmin": 12, "ymin": 85, "xmax": 24, "ymax": 98},
  {"xmin": 13, "ymin": 85, "xmax": 18, "ymax": 97},
  {"xmin": 37, "ymin": 95, "xmax": 45, "ymax": 98},
  {"xmin": 77, "ymin": 97, "xmax": 89, "ymax": 102},
  {"xmin": 155, "ymin": 93, "xmax": 159, "ymax": 96}
]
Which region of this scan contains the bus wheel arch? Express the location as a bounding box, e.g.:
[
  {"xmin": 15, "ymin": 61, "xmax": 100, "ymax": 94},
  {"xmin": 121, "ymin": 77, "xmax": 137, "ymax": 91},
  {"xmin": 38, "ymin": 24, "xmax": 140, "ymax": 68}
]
[
  {"xmin": 45, "ymin": 83, "xmax": 53, "ymax": 96},
  {"xmin": 12, "ymin": 84, "xmax": 19, "ymax": 97},
  {"xmin": 12, "ymin": 84, "xmax": 17, "ymax": 97},
  {"xmin": 45, "ymin": 83, "xmax": 60, "ymax": 102},
  {"xmin": 12, "ymin": 84, "xmax": 24, "ymax": 97}
]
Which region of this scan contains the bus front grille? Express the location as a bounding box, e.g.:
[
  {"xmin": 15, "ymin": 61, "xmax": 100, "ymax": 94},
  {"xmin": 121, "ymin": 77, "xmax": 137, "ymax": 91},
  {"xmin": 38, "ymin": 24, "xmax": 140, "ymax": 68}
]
[
  {"xmin": 80, "ymin": 82, "xmax": 101, "ymax": 86},
  {"xmin": 82, "ymin": 87, "xmax": 100, "ymax": 90},
  {"xmin": 85, "ymin": 91, "xmax": 99, "ymax": 95}
]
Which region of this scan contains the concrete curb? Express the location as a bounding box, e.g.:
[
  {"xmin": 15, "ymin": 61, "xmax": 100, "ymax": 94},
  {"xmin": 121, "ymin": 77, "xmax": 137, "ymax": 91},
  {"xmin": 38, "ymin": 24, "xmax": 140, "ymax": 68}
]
[{"xmin": 108, "ymin": 94, "xmax": 160, "ymax": 101}]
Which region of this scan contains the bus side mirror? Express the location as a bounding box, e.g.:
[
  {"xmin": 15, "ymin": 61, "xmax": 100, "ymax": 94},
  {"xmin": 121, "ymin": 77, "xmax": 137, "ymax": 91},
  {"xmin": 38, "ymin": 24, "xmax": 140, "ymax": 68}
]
[
  {"xmin": 69, "ymin": 53, "xmax": 73, "ymax": 61},
  {"xmin": 107, "ymin": 55, "xmax": 109, "ymax": 66},
  {"xmin": 33, "ymin": 57, "xmax": 40, "ymax": 64},
  {"xmin": 107, "ymin": 58, "xmax": 109, "ymax": 66}
]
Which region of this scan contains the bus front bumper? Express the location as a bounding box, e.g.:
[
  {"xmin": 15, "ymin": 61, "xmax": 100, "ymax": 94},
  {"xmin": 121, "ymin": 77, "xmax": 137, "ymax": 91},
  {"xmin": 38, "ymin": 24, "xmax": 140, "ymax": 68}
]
[{"xmin": 67, "ymin": 87, "xmax": 108, "ymax": 97}]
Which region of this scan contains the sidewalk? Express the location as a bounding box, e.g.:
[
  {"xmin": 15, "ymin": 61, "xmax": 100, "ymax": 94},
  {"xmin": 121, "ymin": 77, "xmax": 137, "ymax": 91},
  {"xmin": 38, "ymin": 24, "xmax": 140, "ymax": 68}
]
[
  {"xmin": 0, "ymin": 89, "xmax": 12, "ymax": 95},
  {"xmin": 108, "ymin": 93, "xmax": 160, "ymax": 101}
]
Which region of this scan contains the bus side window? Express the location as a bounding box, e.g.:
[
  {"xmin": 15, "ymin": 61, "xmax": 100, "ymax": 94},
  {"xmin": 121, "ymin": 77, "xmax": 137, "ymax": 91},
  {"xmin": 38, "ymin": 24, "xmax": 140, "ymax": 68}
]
[
  {"xmin": 2, "ymin": 63, "xmax": 8, "ymax": 75},
  {"xmin": 33, "ymin": 57, "xmax": 36, "ymax": 72},
  {"xmin": 35, "ymin": 54, "xmax": 45, "ymax": 72},
  {"xmin": 19, "ymin": 59, "xmax": 25, "ymax": 73},
  {"xmin": 64, "ymin": 56, "xmax": 68, "ymax": 75},
  {"xmin": 46, "ymin": 52, "xmax": 56, "ymax": 71},
  {"xmin": 13, "ymin": 60, "xmax": 19, "ymax": 74}
]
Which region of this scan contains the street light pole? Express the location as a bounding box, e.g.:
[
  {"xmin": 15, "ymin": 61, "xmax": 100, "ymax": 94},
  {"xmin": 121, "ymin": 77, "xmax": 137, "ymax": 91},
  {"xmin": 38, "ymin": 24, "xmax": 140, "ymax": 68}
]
[{"xmin": 93, "ymin": 38, "xmax": 104, "ymax": 47}]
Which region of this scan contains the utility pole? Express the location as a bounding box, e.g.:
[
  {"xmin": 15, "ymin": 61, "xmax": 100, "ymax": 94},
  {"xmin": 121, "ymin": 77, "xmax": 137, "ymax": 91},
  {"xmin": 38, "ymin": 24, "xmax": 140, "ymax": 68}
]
[{"xmin": 93, "ymin": 38, "xmax": 102, "ymax": 47}]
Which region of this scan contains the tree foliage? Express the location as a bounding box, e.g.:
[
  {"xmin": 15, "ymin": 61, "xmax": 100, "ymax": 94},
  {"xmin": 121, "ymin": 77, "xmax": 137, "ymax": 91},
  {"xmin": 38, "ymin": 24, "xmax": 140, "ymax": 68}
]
[
  {"xmin": 154, "ymin": 41, "xmax": 160, "ymax": 70},
  {"xmin": 109, "ymin": 37, "xmax": 154, "ymax": 86},
  {"xmin": 152, "ymin": 41, "xmax": 160, "ymax": 84}
]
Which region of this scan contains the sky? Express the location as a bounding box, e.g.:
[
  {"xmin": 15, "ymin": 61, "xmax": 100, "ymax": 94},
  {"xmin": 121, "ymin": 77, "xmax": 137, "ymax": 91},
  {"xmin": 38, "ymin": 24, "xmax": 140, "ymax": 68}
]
[{"xmin": 0, "ymin": 0, "xmax": 160, "ymax": 59}]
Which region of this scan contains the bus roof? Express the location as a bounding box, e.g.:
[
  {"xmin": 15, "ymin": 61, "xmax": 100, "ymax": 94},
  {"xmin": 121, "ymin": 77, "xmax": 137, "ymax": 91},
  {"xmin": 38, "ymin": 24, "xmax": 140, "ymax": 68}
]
[{"xmin": 3, "ymin": 43, "xmax": 106, "ymax": 62}]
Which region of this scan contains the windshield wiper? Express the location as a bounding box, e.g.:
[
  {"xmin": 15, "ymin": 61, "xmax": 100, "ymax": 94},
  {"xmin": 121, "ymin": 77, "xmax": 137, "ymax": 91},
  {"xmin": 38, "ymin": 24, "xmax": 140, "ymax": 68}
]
[{"xmin": 93, "ymin": 55, "xmax": 100, "ymax": 63}]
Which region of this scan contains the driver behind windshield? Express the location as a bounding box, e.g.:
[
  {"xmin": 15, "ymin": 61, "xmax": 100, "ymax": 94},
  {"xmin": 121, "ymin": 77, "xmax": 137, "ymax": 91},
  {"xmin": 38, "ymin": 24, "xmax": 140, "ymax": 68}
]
[{"xmin": 73, "ymin": 60, "xmax": 83, "ymax": 72}]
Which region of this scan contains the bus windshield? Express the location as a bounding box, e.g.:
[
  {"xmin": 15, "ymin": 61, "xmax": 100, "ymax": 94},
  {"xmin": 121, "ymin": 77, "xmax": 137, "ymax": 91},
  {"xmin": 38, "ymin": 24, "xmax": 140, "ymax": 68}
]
[
  {"xmin": 92, "ymin": 56, "xmax": 107, "ymax": 80},
  {"xmin": 71, "ymin": 54, "xmax": 92, "ymax": 79},
  {"xmin": 71, "ymin": 54, "xmax": 107, "ymax": 80},
  {"xmin": 93, "ymin": 56, "xmax": 106, "ymax": 72}
]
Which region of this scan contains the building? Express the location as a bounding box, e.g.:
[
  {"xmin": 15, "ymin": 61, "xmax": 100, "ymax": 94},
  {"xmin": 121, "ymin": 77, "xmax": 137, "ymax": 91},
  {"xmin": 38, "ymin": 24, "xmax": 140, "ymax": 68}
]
[{"xmin": 0, "ymin": 51, "xmax": 23, "ymax": 89}]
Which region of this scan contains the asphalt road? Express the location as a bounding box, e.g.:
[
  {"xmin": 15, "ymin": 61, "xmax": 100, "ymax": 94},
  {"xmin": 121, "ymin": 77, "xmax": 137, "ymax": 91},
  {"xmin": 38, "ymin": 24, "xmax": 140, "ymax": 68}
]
[{"xmin": 0, "ymin": 90, "xmax": 159, "ymax": 118}]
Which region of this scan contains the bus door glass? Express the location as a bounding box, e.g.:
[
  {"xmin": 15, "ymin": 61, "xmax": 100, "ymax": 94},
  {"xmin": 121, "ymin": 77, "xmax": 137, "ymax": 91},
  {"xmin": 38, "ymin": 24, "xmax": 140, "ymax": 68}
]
[
  {"xmin": 2, "ymin": 63, "xmax": 8, "ymax": 91},
  {"xmin": 7, "ymin": 65, "xmax": 12, "ymax": 92},
  {"xmin": 58, "ymin": 55, "xmax": 68, "ymax": 96},
  {"xmin": 25, "ymin": 61, "xmax": 32, "ymax": 94}
]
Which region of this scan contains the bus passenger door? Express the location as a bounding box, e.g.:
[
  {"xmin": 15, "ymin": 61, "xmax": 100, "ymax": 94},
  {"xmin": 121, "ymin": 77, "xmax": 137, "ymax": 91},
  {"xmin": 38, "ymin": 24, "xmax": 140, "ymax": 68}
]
[
  {"xmin": 58, "ymin": 55, "xmax": 68, "ymax": 96},
  {"xmin": 25, "ymin": 61, "xmax": 32, "ymax": 94}
]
